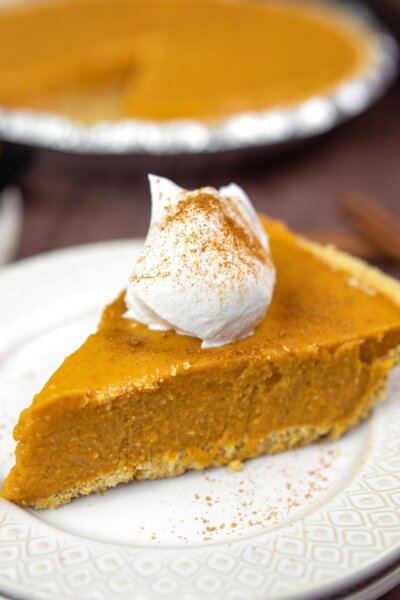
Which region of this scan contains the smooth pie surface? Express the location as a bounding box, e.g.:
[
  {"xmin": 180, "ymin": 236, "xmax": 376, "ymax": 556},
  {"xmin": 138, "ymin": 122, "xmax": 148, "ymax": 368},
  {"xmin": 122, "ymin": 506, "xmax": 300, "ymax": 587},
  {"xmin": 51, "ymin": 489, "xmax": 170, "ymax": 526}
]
[
  {"xmin": 0, "ymin": 0, "xmax": 370, "ymax": 122},
  {"xmin": 2, "ymin": 219, "xmax": 400, "ymax": 508},
  {"xmin": 25, "ymin": 221, "xmax": 400, "ymax": 397}
]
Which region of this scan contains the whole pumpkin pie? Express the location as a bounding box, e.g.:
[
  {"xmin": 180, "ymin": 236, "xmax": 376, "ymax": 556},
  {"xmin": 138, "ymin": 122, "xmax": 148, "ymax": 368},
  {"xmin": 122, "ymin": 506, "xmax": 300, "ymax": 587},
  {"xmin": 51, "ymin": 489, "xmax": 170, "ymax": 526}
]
[
  {"xmin": 0, "ymin": 0, "xmax": 373, "ymax": 122},
  {"xmin": 2, "ymin": 178, "xmax": 400, "ymax": 509}
]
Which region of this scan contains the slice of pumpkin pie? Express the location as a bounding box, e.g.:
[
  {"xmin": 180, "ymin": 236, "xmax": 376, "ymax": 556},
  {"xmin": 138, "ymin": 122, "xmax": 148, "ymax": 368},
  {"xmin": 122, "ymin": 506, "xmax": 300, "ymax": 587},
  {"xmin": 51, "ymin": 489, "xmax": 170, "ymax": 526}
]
[{"xmin": 2, "ymin": 176, "xmax": 400, "ymax": 508}]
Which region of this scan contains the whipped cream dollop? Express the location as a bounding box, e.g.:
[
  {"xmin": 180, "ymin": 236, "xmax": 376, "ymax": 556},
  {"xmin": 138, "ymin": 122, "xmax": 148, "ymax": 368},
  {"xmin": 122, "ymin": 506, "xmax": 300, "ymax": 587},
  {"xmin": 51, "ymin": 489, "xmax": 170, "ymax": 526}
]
[{"xmin": 125, "ymin": 175, "xmax": 275, "ymax": 348}]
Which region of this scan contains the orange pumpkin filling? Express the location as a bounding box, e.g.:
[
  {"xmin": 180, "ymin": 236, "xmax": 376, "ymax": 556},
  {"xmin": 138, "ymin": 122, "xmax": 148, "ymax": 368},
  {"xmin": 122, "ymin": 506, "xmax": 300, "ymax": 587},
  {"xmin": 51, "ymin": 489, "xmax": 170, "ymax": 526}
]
[{"xmin": 0, "ymin": 0, "xmax": 371, "ymax": 122}]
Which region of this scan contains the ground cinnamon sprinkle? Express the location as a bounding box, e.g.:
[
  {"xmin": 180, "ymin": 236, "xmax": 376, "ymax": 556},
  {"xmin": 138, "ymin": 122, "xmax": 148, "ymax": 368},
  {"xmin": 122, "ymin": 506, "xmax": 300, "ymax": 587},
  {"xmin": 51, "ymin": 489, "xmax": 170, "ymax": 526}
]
[
  {"xmin": 132, "ymin": 187, "xmax": 270, "ymax": 299},
  {"xmin": 162, "ymin": 188, "xmax": 267, "ymax": 264}
]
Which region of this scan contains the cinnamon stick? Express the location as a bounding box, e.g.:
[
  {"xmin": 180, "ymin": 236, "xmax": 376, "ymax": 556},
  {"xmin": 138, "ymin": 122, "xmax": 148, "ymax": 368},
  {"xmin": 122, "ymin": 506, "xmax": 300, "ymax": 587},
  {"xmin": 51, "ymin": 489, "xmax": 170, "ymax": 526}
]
[{"xmin": 341, "ymin": 191, "xmax": 400, "ymax": 262}]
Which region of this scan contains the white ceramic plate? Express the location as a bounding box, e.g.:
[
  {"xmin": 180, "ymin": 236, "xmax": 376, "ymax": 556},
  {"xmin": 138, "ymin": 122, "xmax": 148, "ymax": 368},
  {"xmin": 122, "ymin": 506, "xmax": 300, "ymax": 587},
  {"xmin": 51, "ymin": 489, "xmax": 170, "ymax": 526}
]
[
  {"xmin": 0, "ymin": 2, "xmax": 397, "ymax": 154},
  {"xmin": 0, "ymin": 241, "xmax": 399, "ymax": 600}
]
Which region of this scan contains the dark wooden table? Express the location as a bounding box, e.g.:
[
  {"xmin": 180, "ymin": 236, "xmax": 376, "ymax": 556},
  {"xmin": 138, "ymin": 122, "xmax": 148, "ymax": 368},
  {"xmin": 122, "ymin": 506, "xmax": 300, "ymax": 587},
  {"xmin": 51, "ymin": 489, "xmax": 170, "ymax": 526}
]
[{"xmin": 8, "ymin": 77, "xmax": 400, "ymax": 600}]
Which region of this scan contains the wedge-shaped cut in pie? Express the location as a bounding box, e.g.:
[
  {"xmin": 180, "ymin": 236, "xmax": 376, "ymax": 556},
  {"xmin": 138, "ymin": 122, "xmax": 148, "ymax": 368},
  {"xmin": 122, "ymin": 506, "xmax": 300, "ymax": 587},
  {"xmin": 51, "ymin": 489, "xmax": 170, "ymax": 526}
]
[
  {"xmin": 2, "ymin": 219, "xmax": 400, "ymax": 508},
  {"xmin": 0, "ymin": 0, "xmax": 373, "ymax": 122}
]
